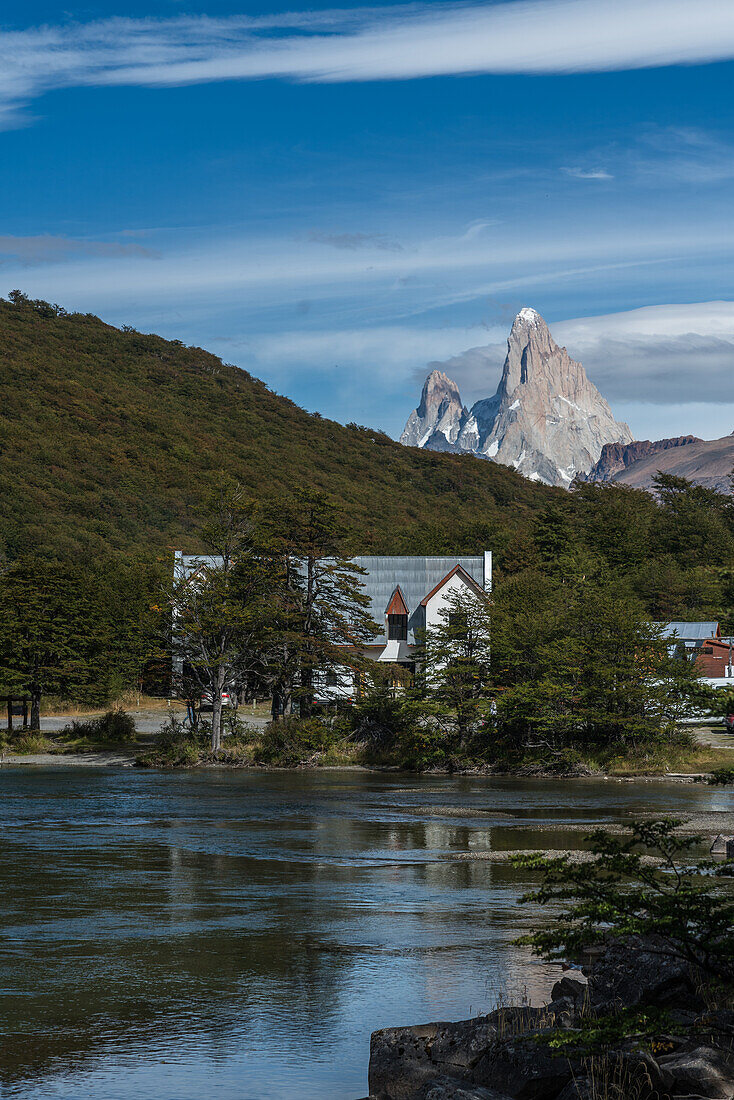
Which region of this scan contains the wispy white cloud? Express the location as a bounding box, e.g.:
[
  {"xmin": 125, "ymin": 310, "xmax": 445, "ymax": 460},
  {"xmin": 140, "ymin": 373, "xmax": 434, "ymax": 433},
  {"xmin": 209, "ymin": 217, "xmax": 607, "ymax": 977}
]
[
  {"xmin": 631, "ymin": 127, "xmax": 734, "ymax": 184},
  {"xmin": 566, "ymin": 127, "xmax": 734, "ymax": 188},
  {"xmin": 306, "ymin": 230, "xmax": 404, "ymax": 251},
  {"xmin": 3, "ymin": 1, "xmax": 734, "ymax": 127},
  {"xmin": 234, "ymin": 324, "xmax": 498, "ymax": 376},
  {"xmin": 0, "ymin": 233, "xmax": 156, "ymax": 264},
  {"xmin": 458, "ymin": 220, "xmax": 498, "ymax": 241},
  {"xmin": 0, "ymin": 219, "xmax": 694, "ymax": 310},
  {"xmin": 562, "ymin": 167, "xmax": 614, "ymax": 180}
]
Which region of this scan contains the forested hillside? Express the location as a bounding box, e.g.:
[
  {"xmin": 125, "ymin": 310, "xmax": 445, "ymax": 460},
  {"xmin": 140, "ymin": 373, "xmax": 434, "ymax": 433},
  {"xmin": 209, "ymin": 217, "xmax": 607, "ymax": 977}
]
[
  {"xmin": 0, "ymin": 293, "xmax": 552, "ymax": 562},
  {"xmin": 1, "ymin": 292, "xmax": 733, "ymax": 715}
]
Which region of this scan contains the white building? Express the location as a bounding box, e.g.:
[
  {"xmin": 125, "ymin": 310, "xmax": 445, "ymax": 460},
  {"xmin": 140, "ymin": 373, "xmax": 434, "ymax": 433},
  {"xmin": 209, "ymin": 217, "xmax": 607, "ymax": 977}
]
[
  {"xmin": 350, "ymin": 552, "xmax": 492, "ymax": 667},
  {"xmin": 173, "ymin": 550, "xmax": 493, "ymax": 701}
]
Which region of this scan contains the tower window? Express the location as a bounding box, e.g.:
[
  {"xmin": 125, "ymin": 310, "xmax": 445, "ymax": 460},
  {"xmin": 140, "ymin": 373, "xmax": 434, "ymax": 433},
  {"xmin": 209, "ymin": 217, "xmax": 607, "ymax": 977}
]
[{"xmin": 387, "ymin": 614, "xmax": 408, "ymax": 641}]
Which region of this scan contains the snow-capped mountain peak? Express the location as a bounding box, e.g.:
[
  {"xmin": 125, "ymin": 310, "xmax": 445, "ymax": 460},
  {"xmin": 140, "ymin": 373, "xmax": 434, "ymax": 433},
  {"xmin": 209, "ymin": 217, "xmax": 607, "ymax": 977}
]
[
  {"xmin": 400, "ymin": 308, "xmax": 633, "ymax": 487},
  {"xmin": 400, "ymin": 368, "xmax": 467, "ymax": 450}
]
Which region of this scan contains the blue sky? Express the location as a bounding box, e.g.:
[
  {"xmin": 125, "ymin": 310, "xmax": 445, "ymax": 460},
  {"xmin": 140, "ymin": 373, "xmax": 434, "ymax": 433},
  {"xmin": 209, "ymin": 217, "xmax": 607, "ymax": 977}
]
[{"xmin": 4, "ymin": 0, "xmax": 734, "ymax": 440}]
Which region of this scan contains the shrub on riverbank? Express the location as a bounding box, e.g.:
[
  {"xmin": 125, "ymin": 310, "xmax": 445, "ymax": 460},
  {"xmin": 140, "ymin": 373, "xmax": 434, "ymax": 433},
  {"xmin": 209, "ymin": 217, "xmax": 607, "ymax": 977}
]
[
  {"xmin": 4, "ymin": 732, "xmax": 53, "ymax": 754},
  {"xmin": 59, "ymin": 707, "xmax": 137, "ymax": 743},
  {"xmin": 253, "ymin": 716, "xmax": 352, "ymax": 767},
  {"xmin": 139, "ymin": 712, "xmax": 267, "ymax": 766},
  {"xmin": 135, "ymin": 707, "xmax": 724, "ymax": 775},
  {"xmin": 136, "ymin": 713, "xmax": 205, "ymax": 766},
  {"xmin": 1, "ymin": 708, "xmax": 137, "ymax": 756},
  {"xmin": 139, "ymin": 711, "xmax": 364, "ymax": 768}
]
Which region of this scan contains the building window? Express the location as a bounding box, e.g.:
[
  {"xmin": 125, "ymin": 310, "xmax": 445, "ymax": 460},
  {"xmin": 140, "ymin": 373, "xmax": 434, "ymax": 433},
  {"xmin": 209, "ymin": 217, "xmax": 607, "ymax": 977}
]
[
  {"xmin": 447, "ymin": 611, "xmax": 468, "ymax": 632},
  {"xmin": 387, "ymin": 613, "xmax": 408, "ymax": 641}
]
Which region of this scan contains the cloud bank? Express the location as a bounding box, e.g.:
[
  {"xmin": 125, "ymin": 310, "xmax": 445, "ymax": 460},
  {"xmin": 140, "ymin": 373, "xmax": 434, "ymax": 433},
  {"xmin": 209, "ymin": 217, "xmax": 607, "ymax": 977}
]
[
  {"xmin": 4, "ymin": 1, "xmax": 734, "ymax": 126},
  {"xmin": 427, "ymin": 302, "xmax": 734, "ymax": 408}
]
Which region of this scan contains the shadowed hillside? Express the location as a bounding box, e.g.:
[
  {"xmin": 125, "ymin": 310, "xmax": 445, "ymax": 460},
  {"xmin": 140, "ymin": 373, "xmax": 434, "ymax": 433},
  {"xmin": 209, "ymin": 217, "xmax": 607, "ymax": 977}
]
[{"xmin": 0, "ymin": 293, "xmax": 554, "ymax": 561}]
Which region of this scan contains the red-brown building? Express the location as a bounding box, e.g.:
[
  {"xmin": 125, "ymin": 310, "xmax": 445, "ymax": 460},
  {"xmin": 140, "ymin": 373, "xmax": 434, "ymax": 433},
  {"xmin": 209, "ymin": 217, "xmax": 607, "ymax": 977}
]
[{"xmin": 695, "ymin": 637, "xmax": 734, "ymax": 679}]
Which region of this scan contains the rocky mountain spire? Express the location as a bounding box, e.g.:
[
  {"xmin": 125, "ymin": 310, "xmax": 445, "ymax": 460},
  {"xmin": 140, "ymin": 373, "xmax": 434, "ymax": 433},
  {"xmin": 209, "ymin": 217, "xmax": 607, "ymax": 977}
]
[
  {"xmin": 401, "ymin": 308, "xmax": 634, "ymax": 487},
  {"xmin": 400, "ymin": 369, "xmax": 467, "ymax": 449}
]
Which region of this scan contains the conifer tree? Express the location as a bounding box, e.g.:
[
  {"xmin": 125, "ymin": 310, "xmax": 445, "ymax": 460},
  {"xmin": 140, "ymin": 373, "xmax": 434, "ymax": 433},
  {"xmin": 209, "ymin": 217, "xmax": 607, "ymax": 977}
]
[
  {"xmin": 263, "ymin": 490, "xmax": 377, "ymax": 718},
  {"xmin": 0, "ymin": 559, "xmax": 91, "ymax": 727},
  {"xmin": 169, "ymin": 481, "xmax": 272, "ymax": 751},
  {"xmin": 421, "ymin": 586, "xmax": 493, "ymax": 749}
]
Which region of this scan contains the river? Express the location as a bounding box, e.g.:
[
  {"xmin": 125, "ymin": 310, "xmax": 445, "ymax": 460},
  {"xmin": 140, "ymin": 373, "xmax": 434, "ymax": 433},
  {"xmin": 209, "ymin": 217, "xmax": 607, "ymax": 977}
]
[{"xmin": 1, "ymin": 767, "xmax": 731, "ymax": 1099}]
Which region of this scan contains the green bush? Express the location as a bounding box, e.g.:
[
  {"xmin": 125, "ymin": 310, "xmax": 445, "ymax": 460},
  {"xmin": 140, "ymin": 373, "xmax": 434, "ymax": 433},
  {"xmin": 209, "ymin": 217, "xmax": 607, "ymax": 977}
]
[
  {"xmin": 707, "ymin": 766, "xmax": 734, "ymax": 786},
  {"xmin": 221, "ymin": 713, "xmax": 260, "ymax": 743},
  {"xmin": 348, "ymin": 666, "xmax": 417, "ymax": 748},
  {"xmin": 60, "ymin": 707, "xmax": 136, "ymax": 742},
  {"xmin": 156, "ymin": 713, "xmax": 199, "ymax": 748},
  {"xmin": 9, "ymin": 732, "xmax": 50, "ymax": 754},
  {"xmin": 393, "ymin": 724, "xmax": 450, "ymax": 771},
  {"xmin": 254, "ymin": 717, "xmax": 338, "ymax": 766},
  {"xmin": 137, "ymin": 713, "xmax": 204, "ymax": 766}
]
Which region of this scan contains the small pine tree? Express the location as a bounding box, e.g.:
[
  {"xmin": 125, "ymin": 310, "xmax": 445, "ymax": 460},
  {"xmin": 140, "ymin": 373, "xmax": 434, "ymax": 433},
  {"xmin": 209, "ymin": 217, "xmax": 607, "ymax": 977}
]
[{"xmin": 421, "ymin": 586, "xmax": 493, "ymax": 750}]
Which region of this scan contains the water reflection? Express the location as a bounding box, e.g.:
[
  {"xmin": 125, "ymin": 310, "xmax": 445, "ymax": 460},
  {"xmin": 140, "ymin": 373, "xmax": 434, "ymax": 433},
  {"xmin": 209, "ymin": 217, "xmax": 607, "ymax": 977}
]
[{"xmin": 0, "ymin": 768, "xmax": 729, "ymax": 1099}]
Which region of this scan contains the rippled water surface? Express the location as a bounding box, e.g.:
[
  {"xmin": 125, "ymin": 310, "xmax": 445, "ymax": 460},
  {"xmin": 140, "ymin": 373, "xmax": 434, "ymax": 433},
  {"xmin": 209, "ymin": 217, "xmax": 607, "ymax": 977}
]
[{"xmin": 1, "ymin": 767, "xmax": 730, "ymax": 1099}]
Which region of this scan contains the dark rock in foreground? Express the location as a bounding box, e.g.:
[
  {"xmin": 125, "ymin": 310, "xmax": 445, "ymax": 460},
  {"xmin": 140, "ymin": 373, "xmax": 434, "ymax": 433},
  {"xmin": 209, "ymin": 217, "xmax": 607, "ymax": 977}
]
[{"xmin": 365, "ymin": 937, "xmax": 734, "ymax": 1100}]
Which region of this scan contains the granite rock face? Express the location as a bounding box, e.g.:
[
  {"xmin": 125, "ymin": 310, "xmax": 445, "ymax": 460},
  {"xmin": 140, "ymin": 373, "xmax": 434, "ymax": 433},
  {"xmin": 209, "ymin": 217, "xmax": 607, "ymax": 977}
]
[
  {"xmin": 401, "ymin": 309, "xmax": 633, "ymax": 487},
  {"xmin": 400, "ymin": 370, "xmax": 468, "ymax": 450},
  {"xmin": 586, "ymin": 436, "xmax": 702, "ymax": 483}
]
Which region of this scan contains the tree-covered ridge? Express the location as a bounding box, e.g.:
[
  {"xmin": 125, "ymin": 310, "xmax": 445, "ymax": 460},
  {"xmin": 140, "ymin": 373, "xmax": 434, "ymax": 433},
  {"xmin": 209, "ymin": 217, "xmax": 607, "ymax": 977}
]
[
  {"xmin": 0, "ymin": 292, "xmax": 551, "ymax": 562},
  {"xmin": 1, "ymin": 290, "xmax": 732, "ymax": 646},
  {"xmin": 513, "ymin": 476, "xmax": 734, "ymax": 630}
]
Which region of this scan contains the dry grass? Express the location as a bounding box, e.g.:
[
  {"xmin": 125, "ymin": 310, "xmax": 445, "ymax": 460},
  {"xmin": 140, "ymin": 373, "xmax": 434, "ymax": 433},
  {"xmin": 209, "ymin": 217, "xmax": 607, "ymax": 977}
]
[
  {"xmin": 569, "ymin": 1054, "xmax": 659, "ymax": 1100},
  {"xmin": 4, "ymin": 733, "xmax": 54, "ymax": 755},
  {"xmin": 40, "ymin": 694, "xmax": 186, "ymax": 718},
  {"xmin": 586, "ymin": 739, "xmax": 734, "ymax": 778}
]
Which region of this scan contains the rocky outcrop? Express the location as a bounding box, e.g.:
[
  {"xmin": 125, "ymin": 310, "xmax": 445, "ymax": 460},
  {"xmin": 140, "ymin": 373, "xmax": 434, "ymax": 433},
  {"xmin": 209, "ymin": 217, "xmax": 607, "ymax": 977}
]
[
  {"xmin": 584, "ymin": 934, "xmax": 702, "ymax": 1012},
  {"xmin": 586, "ymin": 436, "xmax": 702, "ymax": 483},
  {"xmin": 365, "ymin": 937, "xmax": 734, "ymax": 1100},
  {"xmin": 611, "ymin": 434, "xmax": 734, "ymax": 494},
  {"xmin": 400, "ymin": 309, "xmax": 633, "ymax": 487},
  {"xmin": 400, "ymin": 370, "xmax": 468, "ymax": 449},
  {"xmin": 368, "ymin": 1009, "xmax": 568, "ymax": 1100}
]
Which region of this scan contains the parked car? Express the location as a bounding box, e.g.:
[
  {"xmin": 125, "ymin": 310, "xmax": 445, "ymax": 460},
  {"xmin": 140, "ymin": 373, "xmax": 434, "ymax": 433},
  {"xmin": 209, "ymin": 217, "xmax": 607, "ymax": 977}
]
[
  {"xmin": 200, "ymin": 689, "xmax": 237, "ymax": 710},
  {"xmin": 311, "ymin": 694, "xmax": 354, "ymax": 713},
  {"xmin": 725, "ymin": 713, "xmax": 734, "ymax": 733}
]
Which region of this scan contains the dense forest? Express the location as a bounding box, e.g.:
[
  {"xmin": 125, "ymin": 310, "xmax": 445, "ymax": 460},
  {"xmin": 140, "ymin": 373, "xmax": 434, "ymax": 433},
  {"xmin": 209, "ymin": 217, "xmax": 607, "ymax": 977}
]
[{"xmin": 0, "ymin": 291, "xmax": 549, "ymax": 563}]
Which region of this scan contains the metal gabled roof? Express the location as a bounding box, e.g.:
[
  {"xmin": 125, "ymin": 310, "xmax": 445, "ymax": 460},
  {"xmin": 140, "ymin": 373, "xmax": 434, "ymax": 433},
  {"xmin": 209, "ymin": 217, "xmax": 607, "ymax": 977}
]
[
  {"xmin": 659, "ymin": 621, "xmax": 720, "ymax": 641},
  {"xmin": 174, "ymin": 551, "xmax": 224, "ymax": 579},
  {"xmin": 352, "ymin": 555, "xmax": 487, "ymax": 644},
  {"xmin": 174, "ymin": 551, "xmax": 490, "ymax": 646},
  {"xmin": 420, "ymin": 564, "xmax": 486, "ymax": 607}
]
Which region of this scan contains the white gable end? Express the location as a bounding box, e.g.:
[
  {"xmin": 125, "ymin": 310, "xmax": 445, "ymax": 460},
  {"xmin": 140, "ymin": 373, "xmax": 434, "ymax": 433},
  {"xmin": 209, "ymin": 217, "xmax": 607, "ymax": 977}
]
[{"xmin": 424, "ymin": 570, "xmax": 482, "ymax": 633}]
